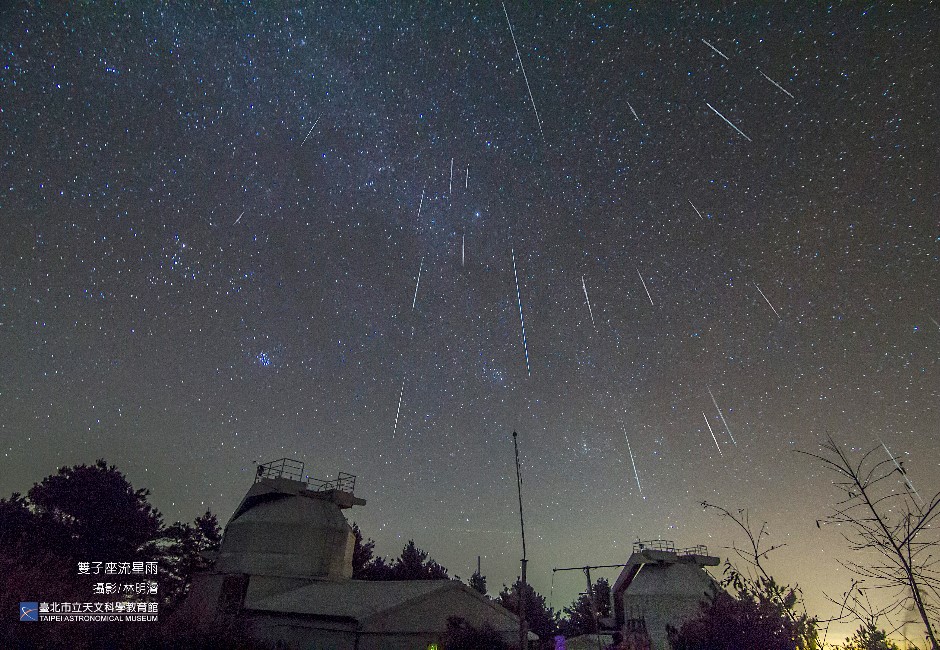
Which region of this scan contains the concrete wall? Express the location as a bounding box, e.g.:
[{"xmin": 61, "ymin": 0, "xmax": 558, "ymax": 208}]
[
  {"xmin": 216, "ymin": 495, "xmax": 354, "ymax": 580},
  {"xmin": 621, "ymin": 563, "xmax": 716, "ymax": 650}
]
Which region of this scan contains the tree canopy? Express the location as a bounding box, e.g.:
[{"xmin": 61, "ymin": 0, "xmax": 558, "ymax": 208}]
[
  {"xmin": 498, "ymin": 578, "xmax": 559, "ymax": 642},
  {"xmin": 351, "ymin": 525, "xmax": 449, "ymax": 581},
  {"xmin": 559, "ymin": 577, "xmax": 612, "ymax": 637},
  {"xmin": 0, "ymin": 459, "xmax": 224, "ymax": 647},
  {"xmin": 837, "ymin": 624, "xmax": 903, "ymax": 650},
  {"xmin": 667, "ymin": 588, "xmax": 818, "ymax": 650}
]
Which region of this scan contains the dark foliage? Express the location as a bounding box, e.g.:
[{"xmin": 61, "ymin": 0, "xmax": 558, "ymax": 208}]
[
  {"xmin": 0, "ymin": 460, "xmax": 223, "ymax": 648},
  {"xmin": 392, "ymin": 539, "xmax": 449, "ymax": 580},
  {"xmin": 837, "ymin": 624, "xmax": 903, "ymax": 650},
  {"xmin": 498, "ymin": 579, "xmax": 559, "ymax": 642},
  {"xmin": 352, "ymin": 529, "xmax": 450, "ymax": 581},
  {"xmin": 350, "ymin": 522, "xmax": 376, "ymax": 578},
  {"xmin": 160, "ymin": 510, "xmax": 223, "ymax": 609},
  {"xmin": 667, "ymin": 588, "xmax": 817, "ymax": 650},
  {"xmin": 559, "ymin": 577, "xmax": 612, "ymax": 637},
  {"xmin": 28, "ymin": 459, "xmax": 164, "ymax": 562},
  {"xmin": 469, "ymin": 569, "xmax": 488, "ymax": 596},
  {"xmin": 441, "ymin": 615, "xmax": 510, "ymax": 650}
]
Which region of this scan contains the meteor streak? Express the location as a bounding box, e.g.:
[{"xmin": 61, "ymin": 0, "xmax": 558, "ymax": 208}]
[
  {"xmin": 703, "ymin": 412, "xmax": 723, "ymax": 455},
  {"xmin": 701, "ymin": 38, "xmax": 730, "ymax": 60},
  {"xmin": 392, "ymin": 377, "xmax": 405, "ymax": 437},
  {"xmin": 412, "ymin": 258, "xmax": 424, "ymax": 310},
  {"xmin": 511, "ymin": 247, "xmax": 531, "ymax": 375},
  {"xmin": 417, "ymin": 183, "xmax": 426, "ymax": 221},
  {"xmin": 301, "ymin": 117, "xmax": 320, "ymax": 145},
  {"xmin": 637, "ymin": 267, "xmax": 654, "ymax": 306},
  {"xmin": 501, "ymin": 1, "xmax": 545, "ymax": 141},
  {"xmin": 706, "ymin": 102, "xmax": 752, "ymax": 142},
  {"xmin": 622, "ymin": 423, "xmax": 642, "ymax": 494},
  {"xmin": 626, "ymin": 100, "xmax": 640, "ymax": 122},
  {"xmin": 757, "ymin": 68, "xmax": 795, "ymax": 99},
  {"xmin": 754, "ymin": 282, "xmax": 781, "ymax": 319},
  {"xmin": 878, "ymin": 436, "xmax": 925, "ymax": 506},
  {"xmin": 582, "ymin": 275, "xmax": 596, "ymax": 327},
  {"xmin": 708, "ymin": 387, "xmax": 736, "ymax": 445},
  {"xmin": 689, "ymin": 200, "xmax": 704, "ymax": 220}
]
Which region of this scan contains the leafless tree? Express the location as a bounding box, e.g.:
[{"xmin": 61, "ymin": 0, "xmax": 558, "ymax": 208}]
[
  {"xmin": 703, "ymin": 502, "xmax": 807, "ymax": 620},
  {"xmin": 800, "ymin": 436, "xmax": 940, "ymax": 650}
]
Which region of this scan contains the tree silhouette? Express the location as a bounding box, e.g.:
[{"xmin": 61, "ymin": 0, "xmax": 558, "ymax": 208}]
[
  {"xmin": 351, "ymin": 522, "xmax": 377, "ymax": 578},
  {"xmin": 441, "ymin": 615, "xmax": 509, "ymax": 650},
  {"xmin": 391, "ymin": 539, "xmax": 449, "ymax": 580},
  {"xmin": 800, "ymin": 437, "xmax": 940, "ymax": 649},
  {"xmin": 0, "ymin": 459, "xmax": 224, "ymax": 647},
  {"xmin": 498, "ymin": 579, "xmax": 558, "ymax": 642},
  {"xmin": 27, "ymin": 459, "xmax": 164, "ymax": 562},
  {"xmin": 837, "ymin": 624, "xmax": 902, "ymax": 650},
  {"xmin": 560, "ymin": 577, "xmax": 612, "ymax": 636},
  {"xmin": 161, "ymin": 510, "xmax": 223, "ymax": 609},
  {"xmin": 350, "ymin": 531, "xmax": 450, "ymax": 581},
  {"xmin": 667, "ymin": 589, "xmax": 818, "ymax": 650},
  {"xmin": 469, "ymin": 569, "xmax": 488, "ymax": 596}
]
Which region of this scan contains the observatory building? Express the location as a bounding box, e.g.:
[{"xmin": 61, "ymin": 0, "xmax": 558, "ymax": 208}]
[
  {"xmin": 175, "ymin": 458, "xmax": 528, "ymax": 650},
  {"xmin": 612, "ymin": 540, "xmax": 720, "ymax": 650}
]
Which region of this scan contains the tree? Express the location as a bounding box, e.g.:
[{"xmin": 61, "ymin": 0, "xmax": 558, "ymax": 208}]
[
  {"xmin": 668, "ymin": 588, "xmax": 816, "ymax": 650},
  {"xmin": 391, "ymin": 539, "xmax": 450, "ymax": 580},
  {"xmin": 469, "ymin": 569, "xmax": 488, "ymax": 596},
  {"xmin": 800, "ymin": 437, "xmax": 940, "ymax": 649},
  {"xmin": 700, "ymin": 502, "xmax": 819, "ymax": 650},
  {"xmin": 498, "ymin": 579, "xmax": 559, "ymax": 642},
  {"xmin": 0, "ymin": 460, "xmax": 223, "ymax": 648},
  {"xmin": 351, "ymin": 533, "xmax": 451, "ymax": 581},
  {"xmin": 27, "ymin": 459, "xmax": 164, "ymax": 562},
  {"xmin": 351, "ymin": 522, "xmax": 376, "ymax": 578},
  {"xmin": 160, "ymin": 511, "xmax": 223, "ymax": 609},
  {"xmin": 441, "ymin": 615, "xmax": 510, "ymax": 650},
  {"xmin": 838, "ymin": 624, "xmax": 902, "ymax": 650},
  {"xmin": 560, "ymin": 577, "xmax": 612, "ymax": 637}
]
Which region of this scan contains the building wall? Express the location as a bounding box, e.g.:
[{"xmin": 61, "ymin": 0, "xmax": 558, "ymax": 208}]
[
  {"xmin": 621, "ymin": 563, "xmax": 716, "ymax": 650},
  {"xmin": 216, "ymin": 496, "xmax": 355, "ymax": 580},
  {"xmin": 623, "ymin": 594, "xmax": 703, "ymax": 650}
]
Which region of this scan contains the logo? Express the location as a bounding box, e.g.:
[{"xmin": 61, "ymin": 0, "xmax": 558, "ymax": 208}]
[{"xmin": 20, "ymin": 602, "xmax": 39, "ymax": 622}]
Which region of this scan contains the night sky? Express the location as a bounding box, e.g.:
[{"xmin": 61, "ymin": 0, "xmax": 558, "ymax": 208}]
[{"xmin": 1, "ymin": 1, "xmax": 937, "ymax": 640}]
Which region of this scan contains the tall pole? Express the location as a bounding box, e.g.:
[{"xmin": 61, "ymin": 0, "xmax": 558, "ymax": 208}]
[{"xmin": 513, "ymin": 431, "xmax": 528, "ymax": 650}]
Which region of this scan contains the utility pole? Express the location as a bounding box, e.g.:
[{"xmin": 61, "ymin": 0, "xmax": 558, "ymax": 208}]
[
  {"xmin": 513, "ymin": 431, "xmax": 528, "ymax": 650},
  {"xmin": 553, "ymin": 563, "xmax": 630, "ymax": 650}
]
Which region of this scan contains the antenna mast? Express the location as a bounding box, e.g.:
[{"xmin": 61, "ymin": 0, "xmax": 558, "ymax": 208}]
[{"xmin": 513, "ymin": 431, "xmax": 528, "ymax": 649}]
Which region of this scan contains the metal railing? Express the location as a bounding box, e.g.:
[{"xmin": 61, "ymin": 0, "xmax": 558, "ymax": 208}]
[
  {"xmin": 633, "ymin": 539, "xmax": 676, "ymax": 553},
  {"xmin": 307, "ymin": 471, "xmax": 356, "ymax": 493},
  {"xmin": 678, "ymin": 545, "xmax": 710, "ymax": 557},
  {"xmin": 631, "ymin": 540, "xmax": 710, "ymax": 556},
  {"xmin": 256, "ymin": 458, "xmax": 305, "ymax": 482},
  {"xmin": 255, "ymin": 459, "xmax": 357, "ymax": 495}
]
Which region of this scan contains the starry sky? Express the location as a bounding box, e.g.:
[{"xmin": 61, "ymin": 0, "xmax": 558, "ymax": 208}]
[{"xmin": 1, "ymin": 1, "xmax": 937, "ymax": 640}]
